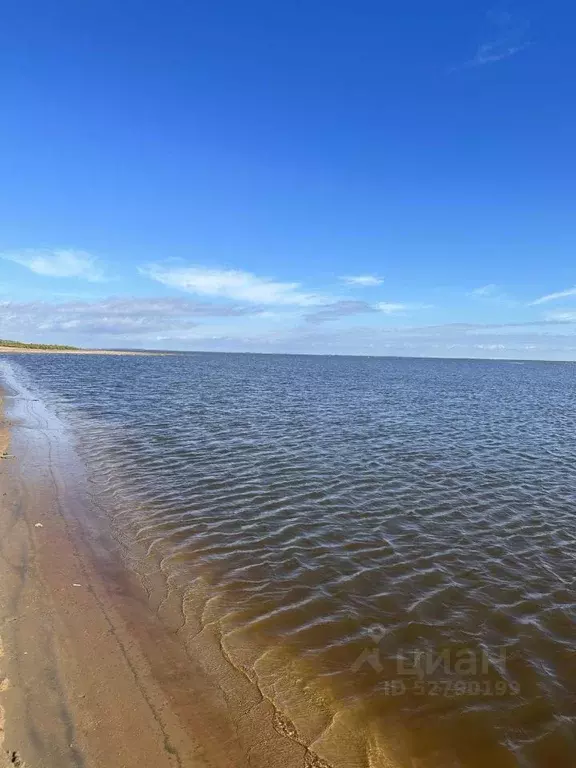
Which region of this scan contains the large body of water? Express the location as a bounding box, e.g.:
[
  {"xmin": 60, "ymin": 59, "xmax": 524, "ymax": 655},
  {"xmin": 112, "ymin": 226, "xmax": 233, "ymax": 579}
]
[{"xmin": 3, "ymin": 352, "xmax": 576, "ymax": 767}]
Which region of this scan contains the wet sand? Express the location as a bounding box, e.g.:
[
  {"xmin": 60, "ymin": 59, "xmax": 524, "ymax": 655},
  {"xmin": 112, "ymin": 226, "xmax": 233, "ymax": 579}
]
[{"xmin": 0, "ymin": 391, "xmax": 319, "ymax": 768}]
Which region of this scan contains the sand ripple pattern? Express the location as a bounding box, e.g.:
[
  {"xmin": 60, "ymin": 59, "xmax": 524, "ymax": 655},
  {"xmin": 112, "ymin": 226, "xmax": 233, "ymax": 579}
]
[{"xmin": 8, "ymin": 353, "xmax": 576, "ymax": 767}]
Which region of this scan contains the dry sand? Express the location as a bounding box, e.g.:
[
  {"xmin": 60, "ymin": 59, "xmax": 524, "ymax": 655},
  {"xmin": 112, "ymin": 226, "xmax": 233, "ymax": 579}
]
[{"xmin": 0, "ymin": 392, "xmax": 321, "ymax": 768}]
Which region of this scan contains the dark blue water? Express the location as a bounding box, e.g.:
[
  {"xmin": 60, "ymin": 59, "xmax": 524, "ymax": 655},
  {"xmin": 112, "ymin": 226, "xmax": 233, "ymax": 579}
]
[{"xmin": 4, "ymin": 352, "xmax": 576, "ymax": 767}]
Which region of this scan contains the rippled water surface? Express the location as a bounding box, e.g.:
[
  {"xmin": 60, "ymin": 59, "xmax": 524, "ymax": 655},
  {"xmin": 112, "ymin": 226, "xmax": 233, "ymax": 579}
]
[{"xmin": 5, "ymin": 353, "xmax": 576, "ymax": 766}]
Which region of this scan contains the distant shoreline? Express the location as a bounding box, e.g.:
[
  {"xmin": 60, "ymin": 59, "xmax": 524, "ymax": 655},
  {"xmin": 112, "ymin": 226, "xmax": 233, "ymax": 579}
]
[{"xmin": 0, "ymin": 346, "xmax": 168, "ymax": 356}]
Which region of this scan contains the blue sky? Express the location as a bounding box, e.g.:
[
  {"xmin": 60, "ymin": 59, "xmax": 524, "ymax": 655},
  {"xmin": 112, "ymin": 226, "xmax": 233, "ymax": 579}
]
[{"xmin": 1, "ymin": 0, "xmax": 575, "ymax": 358}]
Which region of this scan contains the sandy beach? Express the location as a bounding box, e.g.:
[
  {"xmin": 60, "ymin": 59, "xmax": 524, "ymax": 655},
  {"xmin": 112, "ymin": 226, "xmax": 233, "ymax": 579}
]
[{"xmin": 0, "ymin": 389, "xmax": 319, "ymax": 768}]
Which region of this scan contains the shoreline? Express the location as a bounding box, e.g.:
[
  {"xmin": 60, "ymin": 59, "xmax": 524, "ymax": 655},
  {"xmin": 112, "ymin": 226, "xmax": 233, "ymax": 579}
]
[
  {"xmin": 0, "ymin": 347, "xmax": 169, "ymax": 356},
  {"xmin": 0, "ymin": 385, "xmax": 320, "ymax": 768}
]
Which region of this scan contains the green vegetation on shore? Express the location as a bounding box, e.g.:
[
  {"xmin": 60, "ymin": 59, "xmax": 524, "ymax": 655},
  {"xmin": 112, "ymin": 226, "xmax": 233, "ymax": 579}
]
[{"xmin": 0, "ymin": 339, "xmax": 79, "ymax": 350}]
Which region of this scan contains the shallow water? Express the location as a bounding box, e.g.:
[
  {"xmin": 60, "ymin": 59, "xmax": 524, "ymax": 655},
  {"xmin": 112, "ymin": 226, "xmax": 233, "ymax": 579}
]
[{"xmin": 4, "ymin": 353, "xmax": 576, "ymax": 766}]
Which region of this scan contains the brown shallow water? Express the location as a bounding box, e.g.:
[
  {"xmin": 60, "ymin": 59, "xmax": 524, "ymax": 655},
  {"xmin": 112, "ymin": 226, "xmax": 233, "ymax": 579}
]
[{"xmin": 2, "ymin": 352, "xmax": 576, "ymax": 767}]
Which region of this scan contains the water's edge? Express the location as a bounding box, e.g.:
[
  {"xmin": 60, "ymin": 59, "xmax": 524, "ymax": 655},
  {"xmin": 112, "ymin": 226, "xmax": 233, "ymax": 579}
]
[{"xmin": 0, "ymin": 363, "xmax": 333, "ymax": 768}]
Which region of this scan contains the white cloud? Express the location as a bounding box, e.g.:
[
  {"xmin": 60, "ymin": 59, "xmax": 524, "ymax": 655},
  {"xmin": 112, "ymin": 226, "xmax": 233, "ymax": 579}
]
[
  {"xmin": 473, "ymin": 39, "xmax": 528, "ymax": 66},
  {"xmin": 468, "ymin": 284, "xmax": 519, "ymax": 307},
  {"xmin": 1, "ymin": 249, "xmax": 105, "ymax": 282},
  {"xmin": 340, "ymin": 274, "xmax": 383, "ymax": 286},
  {"xmin": 0, "ymin": 297, "xmax": 258, "ymax": 341},
  {"xmin": 305, "ymin": 299, "xmax": 432, "ymax": 322},
  {"xmin": 377, "ymin": 302, "xmax": 431, "ymax": 315},
  {"xmin": 457, "ymin": 11, "xmax": 530, "ymax": 69},
  {"xmin": 3, "ymin": 297, "xmax": 576, "ymax": 358},
  {"xmin": 470, "ymin": 284, "xmax": 499, "ymax": 296},
  {"xmin": 141, "ymin": 264, "xmax": 330, "ymax": 306},
  {"xmin": 544, "ymin": 311, "xmax": 576, "ymax": 322},
  {"xmin": 474, "ymin": 343, "xmax": 507, "ymax": 351},
  {"xmin": 377, "ymin": 303, "xmax": 410, "ymax": 314},
  {"xmin": 305, "ymin": 300, "xmax": 375, "ymax": 324},
  {"xmin": 531, "ymin": 287, "xmax": 576, "ymax": 305}
]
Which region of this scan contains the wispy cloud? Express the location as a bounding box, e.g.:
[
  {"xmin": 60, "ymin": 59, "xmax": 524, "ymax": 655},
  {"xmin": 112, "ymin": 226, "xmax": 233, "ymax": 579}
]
[
  {"xmin": 305, "ymin": 300, "xmax": 376, "ymax": 324},
  {"xmin": 377, "ymin": 302, "xmax": 410, "ymax": 315},
  {"xmin": 174, "ymin": 319, "xmax": 576, "ymax": 359},
  {"xmin": 1, "ymin": 249, "xmax": 106, "ymax": 282},
  {"xmin": 141, "ymin": 264, "xmax": 330, "ymax": 306},
  {"xmin": 531, "ymin": 287, "xmax": 576, "ymax": 305},
  {"xmin": 340, "ymin": 274, "xmax": 383, "ymax": 287},
  {"xmin": 544, "ymin": 311, "xmax": 576, "ymax": 322},
  {"xmin": 468, "ymin": 283, "xmax": 519, "ymax": 307},
  {"xmin": 377, "ymin": 302, "xmax": 431, "ymax": 315},
  {"xmin": 305, "ymin": 299, "xmax": 432, "ymax": 323},
  {"xmin": 459, "ymin": 10, "xmax": 530, "ymax": 69},
  {"xmin": 470, "ymin": 283, "xmax": 500, "ymax": 297},
  {"xmin": 0, "ymin": 297, "xmax": 259, "ymax": 340},
  {"xmin": 2, "ymin": 297, "xmax": 576, "ymax": 358}
]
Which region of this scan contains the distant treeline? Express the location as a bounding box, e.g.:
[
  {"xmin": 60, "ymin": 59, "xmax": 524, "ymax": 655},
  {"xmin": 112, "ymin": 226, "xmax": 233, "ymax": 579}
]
[{"xmin": 0, "ymin": 339, "xmax": 79, "ymax": 350}]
